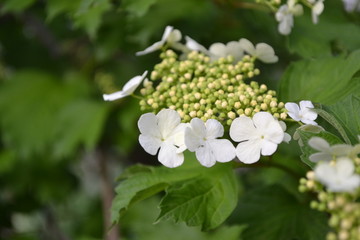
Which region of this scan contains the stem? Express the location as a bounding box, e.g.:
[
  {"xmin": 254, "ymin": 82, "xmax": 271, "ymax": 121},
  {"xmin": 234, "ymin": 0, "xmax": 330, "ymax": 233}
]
[
  {"xmin": 131, "ymin": 94, "xmax": 144, "ymax": 100},
  {"xmin": 96, "ymin": 149, "xmax": 120, "ymax": 240}
]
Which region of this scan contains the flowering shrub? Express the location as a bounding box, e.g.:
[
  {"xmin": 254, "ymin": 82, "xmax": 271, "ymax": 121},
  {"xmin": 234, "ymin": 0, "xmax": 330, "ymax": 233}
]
[{"xmin": 105, "ymin": 21, "xmax": 360, "ymax": 239}]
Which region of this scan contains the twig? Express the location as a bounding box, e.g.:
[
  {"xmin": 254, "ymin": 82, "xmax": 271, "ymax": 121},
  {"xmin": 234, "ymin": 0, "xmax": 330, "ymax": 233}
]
[{"xmin": 96, "ymin": 148, "xmax": 120, "ymax": 240}]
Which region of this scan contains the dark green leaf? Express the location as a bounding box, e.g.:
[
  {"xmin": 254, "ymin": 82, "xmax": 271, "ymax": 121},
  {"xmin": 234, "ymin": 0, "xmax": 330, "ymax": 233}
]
[
  {"xmin": 1, "ymin": 0, "xmax": 36, "ymax": 14},
  {"xmin": 157, "ymin": 163, "xmax": 237, "ymax": 231},
  {"xmin": 322, "ymin": 95, "xmax": 360, "ymax": 144},
  {"xmin": 279, "ymin": 50, "xmax": 360, "ymax": 104},
  {"xmin": 235, "ymin": 185, "xmax": 329, "ymax": 240}
]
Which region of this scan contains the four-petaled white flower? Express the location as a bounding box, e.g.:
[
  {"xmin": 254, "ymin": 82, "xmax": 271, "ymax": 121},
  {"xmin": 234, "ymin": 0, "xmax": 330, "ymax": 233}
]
[
  {"xmin": 136, "ymin": 26, "xmax": 185, "ymax": 56},
  {"xmin": 308, "ymin": 137, "xmax": 353, "ymax": 162},
  {"xmin": 184, "ymin": 118, "xmax": 235, "ymax": 167},
  {"xmin": 239, "ymin": 38, "xmax": 278, "ymax": 63},
  {"xmin": 103, "ymin": 71, "xmax": 148, "ymax": 101},
  {"xmin": 314, "ymin": 157, "xmax": 360, "ymax": 192},
  {"xmin": 308, "ymin": 0, "xmax": 324, "ymax": 24},
  {"xmin": 285, "ymin": 100, "xmax": 318, "ymax": 125},
  {"xmin": 275, "ymin": 0, "xmax": 304, "ymax": 35},
  {"xmin": 229, "ymin": 112, "xmax": 285, "ymax": 164},
  {"xmin": 208, "ymin": 41, "xmax": 244, "ymax": 63},
  {"xmin": 138, "ymin": 109, "xmax": 187, "ymax": 168}
]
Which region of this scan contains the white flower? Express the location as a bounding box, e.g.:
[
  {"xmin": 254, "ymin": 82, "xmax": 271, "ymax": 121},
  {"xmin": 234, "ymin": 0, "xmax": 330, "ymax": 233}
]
[
  {"xmin": 285, "ymin": 100, "xmax": 318, "ymax": 125},
  {"xmin": 342, "ymin": 0, "xmax": 360, "ymax": 12},
  {"xmin": 103, "ymin": 71, "xmax": 148, "ymax": 101},
  {"xmin": 308, "ymin": 137, "xmax": 353, "ymax": 162},
  {"xmin": 184, "ymin": 118, "xmax": 235, "ymax": 167},
  {"xmin": 137, "ymin": 109, "xmax": 187, "ymax": 168},
  {"xmin": 208, "ymin": 41, "xmax": 244, "ymax": 62},
  {"xmin": 314, "ymin": 157, "xmax": 360, "ymax": 192},
  {"xmin": 310, "ymin": 0, "xmax": 324, "ymax": 24},
  {"xmin": 185, "ymin": 36, "xmax": 209, "ymax": 54},
  {"xmin": 275, "ymin": 0, "xmax": 303, "ymax": 35},
  {"xmin": 238, "ymin": 38, "xmax": 278, "ymax": 63},
  {"xmin": 229, "ymin": 112, "xmax": 285, "ymax": 164},
  {"xmin": 136, "ymin": 26, "xmax": 185, "ymax": 56}
]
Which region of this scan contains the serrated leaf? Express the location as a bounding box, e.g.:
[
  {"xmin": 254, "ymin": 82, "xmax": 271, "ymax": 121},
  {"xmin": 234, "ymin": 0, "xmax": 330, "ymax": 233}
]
[
  {"xmin": 53, "ymin": 100, "xmax": 110, "ymax": 158},
  {"xmin": 235, "ymin": 185, "xmax": 329, "ymax": 240},
  {"xmin": 157, "ymin": 163, "xmax": 237, "ymax": 231},
  {"xmin": 111, "ymin": 160, "xmax": 206, "ymax": 224},
  {"xmin": 314, "ymin": 107, "xmax": 351, "ymax": 144},
  {"xmin": 73, "ymin": 0, "xmax": 111, "ymax": 39},
  {"xmin": 298, "ymin": 130, "xmax": 343, "ymax": 168},
  {"xmin": 322, "ymin": 95, "xmax": 360, "ymax": 144},
  {"xmin": 279, "ymin": 50, "xmax": 360, "ymax": 104}
]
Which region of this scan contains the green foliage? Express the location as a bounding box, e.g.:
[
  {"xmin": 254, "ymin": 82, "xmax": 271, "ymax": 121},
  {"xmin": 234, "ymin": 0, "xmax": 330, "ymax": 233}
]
[
  {"xmin": 1, "ymin": 0, "xmax": 36, "ymax": 14},
  {"xmin": 121, "ymin": 196, "xmax": 245, "ymax": 240},
  {"xmin": 111, "ymin": 158, "xmax": 237, "ymax": 230},
  {"xmin": 0, "ymin": 70, "xmax": 109, "ymax": 158},
  {"xmin": 297, "ymin": 130, "xmax": 343, "ymax": 168},
  {"xmin": 157, "ymin": 163, "xmax": 238, "ymax": 231},
  {"xmin": 279, "ymin": 50, "xmax": 360, "ymax": 104},
  {"xmin": 321, "ymin": 95, "xmax": 360, "ymax": 145},
  {"xmin": 234, "ymin": 184, "xmax": 329, "ymax": 240}
]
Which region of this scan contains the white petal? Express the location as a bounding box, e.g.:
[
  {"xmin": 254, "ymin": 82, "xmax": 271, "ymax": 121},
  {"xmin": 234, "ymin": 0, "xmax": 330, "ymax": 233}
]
[
  {"xmin": 189, "ymin": 118, "xmax": 206, "ymax": 138},
  {"xmin": 136, "ymin": 41, "xmax": 164, "ymax": 56},
  {"xmin": 312, "ymin": 1, "xmax": 324, "ymax": 24},
  {"xmin": 226, "ymin": 41, "xmax": 244, "ymax": 62},
  {"xmin": 205, "ymin": 119, "xmax": 224, "ymax": 139},
  {"xmin": 283, "ymin": 133, "xmax": 291, "ymax": 143},
  {"xmin": 167, "ymin": 29, "xmax": 182, "ymax": 44},
  {"xmin": 161, "ymin": 26, "xmax": 174, "ymax": 41},
  {"xmin": 263, "ymin": 120, "xmax": 284, "ymax": 144},
  {"xmin": 314, "ymin": 162, "xmax": 334, "ymax": 183},
  {"xmin": 252, "ymin": 112, "xmax": 276, "ymax": 129},
  {"xmin": 184, "ymin": 126, "xmax": 203, "ymax": 152},
  {"xmin": 137, "ymin": 112, "xmax": 161, "ymax": 138},
  {"xmin": 122, "ymin": 71, "xmax": 148, "ymax": 94},
  {"xmin": 278, "ymin": 15, "xmax": 293, "ymax": 35},
  {"xmin": 309, "ymin": 152, "xmax": 333, "ymax": 162},
  {"xmin": 157, "ymin": 109, "xmax": 181, "ymax": 139},
  {"xmin": 336, "ymin": 157, "xmax": 355, "ymax": 177},
  {"xmin": 299, "ymin": 100, "xmax": 314, "ymax": 110},
  {"xmin": 285, "ymin": 102, "xmax": 301, "ymax": 121},
  {"xmin": 301, "ymin": 119, "xmax": 318, "ymax": 125},
  {"xmin": 332, "ymin": 144, "xmax": 353, "ymax": 156},
  {"xmin": 229, "ymin": 116, "xmax": 257, "ymax": 142},
  {"xmin": 195, "ymin": 142, "xmax": 217, "ymax": 167},
  {"xmin": 209, "ymin": 43, "xmax": 227, "ymax": 57},
  {"xmin": 103, "ymin": 91, "xmax": 128, "ymax": 101},
  {"xmin": 170, "ymin": 123, "xmax": 188, "ymax": 151},
  {"xmin": 255, "ymin": 43, "xmax": 278, "ymax": 63},
  {"xmin": 158, "ymin": 142, "xmax": 184, "ymax": 168},
  {"xmin": 139, "ymin": 134, "xmax": 161, "ymax": 155},
  {"xmin": 208, "ymin": 139, "xmax": 235, "ymax": 163},
  {"xmin": 308, "ymin": 137, "xmax": 330, "ymax": 152},
  {"xmin": 185, "ymin": 36, "xmax": 209, "ymax": 53},
  {"xmin": 235, "ymin": 139, "xmax": 262, "ymax": 164},
  {"xmin": 239, "ymin": 38, "xmax": 255, "ymax": 55},
  {"xmin": 260, "ymin": 139, "xmax": 278, "ymax": 156}
]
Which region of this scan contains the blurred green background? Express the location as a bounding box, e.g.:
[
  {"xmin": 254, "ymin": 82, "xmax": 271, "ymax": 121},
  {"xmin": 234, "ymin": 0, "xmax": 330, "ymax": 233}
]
[{"xmin": 0, "ymin": 0, "xmax": 359, "ymax": 239}]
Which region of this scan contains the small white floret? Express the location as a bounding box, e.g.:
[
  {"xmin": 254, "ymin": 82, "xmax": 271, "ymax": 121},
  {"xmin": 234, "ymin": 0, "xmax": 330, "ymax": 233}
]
[
  {"xmin": 285, "ymin": 100, "xmax": 318, "ymax": 125},
  {"xmin": 308, "ymin": 137, "xmax": 354, "ymax": 162},
  {"xmin": 239, "ymin": 38, "xmax": 278, "ymax": 63}
]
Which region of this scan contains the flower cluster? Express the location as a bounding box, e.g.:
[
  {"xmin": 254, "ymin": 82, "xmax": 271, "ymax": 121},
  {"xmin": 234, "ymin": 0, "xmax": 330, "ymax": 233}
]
[
  {"xmin": 257, "ymin": 0, "xmax": 325, "ymax": 35},
  {"xmin": 102, "ymin": 26, "xmax": 300, "ymax": 167},
  {"xmin": 299, "ymin": 138, "xmax": 360, "ymax": 240}
]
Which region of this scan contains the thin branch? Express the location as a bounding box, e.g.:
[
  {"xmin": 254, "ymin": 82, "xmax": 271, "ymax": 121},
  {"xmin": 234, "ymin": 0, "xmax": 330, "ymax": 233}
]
[{"xmin": 96, "ymin": 149, "xmax": 120, "ymax": 240}]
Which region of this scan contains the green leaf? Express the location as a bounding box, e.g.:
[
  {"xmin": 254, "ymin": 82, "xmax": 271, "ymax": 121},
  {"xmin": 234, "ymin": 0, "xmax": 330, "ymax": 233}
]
[
  {"xmin": 314, "ymin": 108, "xmax": 351, "ymax": 144},
  {"xmin": 235, "ymin": 185, "xmax": 329, "ymax": 240},
  {"xmin": 53, "ymin": 100, "xmax": 110, "ymax": 157},
  {"xmin": 121, "ymin": 0, "xmax": 159, "ymax": 17},
  {"xmin": 111, "ymin": 159, "xmax": 204, "ymax": 224},
  {"xmin": 46, "ymin": 0, "xmax": 81, "ymax": 21},
  {"xmin": 298, "ymin": 130, "xmax": 343, "ymax": 168},
  {"xmin": 73, "ymin": 0, "xmax": 111, "ymax": 39},
  {"xmin": 322, "ymin": 95, "xmax": 360, "ymax": 144},
  {"xmin": 157, "ymin": 163, "xmax": 237, "ymax": 231},
  {"xmin": 1, "ymin": 0, "xmax": 36, "ymax": 14},
  {"xmin": 279, "ymin": 50, "xmax": 360, "ymax": 104}
]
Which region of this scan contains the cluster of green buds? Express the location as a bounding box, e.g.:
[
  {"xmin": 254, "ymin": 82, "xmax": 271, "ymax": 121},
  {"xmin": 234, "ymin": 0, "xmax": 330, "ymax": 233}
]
[
  {"xmin": 139, "ymin": 49, "xmax": 286, "ymax": 125},
  {"xmin": 299, "ymin": 159, "xmax": 360, "ymax": 240}
]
